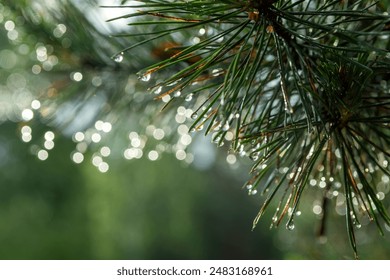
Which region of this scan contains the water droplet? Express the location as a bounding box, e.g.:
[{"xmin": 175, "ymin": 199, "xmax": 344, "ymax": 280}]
[
  {"xmin": 191, "ymin": 112, "xmax": 198, "ymax": 120},
  {"xmin": 249, "ymin": 152, "xmax": 259, "ymax": 161},
  {"xmin": 174, "ymin": 90, "xmax": 181, "ymax": 97},
  {"xmin": 167, "ymin": 79, "xmax": 181, "ymax": 86},
  {"xmin": 286, "ymin": 221, "xmax": 295, "ymax": 231},
  {"xmin": 246, "ymin": 184, "xmax": 253, "ymax": 190},
  {"xmin": 249, "ymin": 189, "xmax": 257, "ymax": 195},
  {"xmin": 141, "ymin": 73, "xmax": 151, "ymax": 82},
  {"xmin": 185, "ymin": 94, "xmax": 193, "ymax": 102},
  {"xmin": 162, "ymin": 95, "xmax": 171, "ymax": 103},
  {"xmin": 212, "ymin": 135, "xmax": 222, "ymax": 143},
  {"xmin": 212, "ymin": 68, "xmax": 223, "ymax": 77},
  {"xmin": 355, "ymin": 223, "xmax": 362, "ymax": 229},
  {"xmin": 213, "ymin": 123, "xmax": 222, "ymax": 131},
  {"xmin": 153, "ymin": 86, "xmax": 162, "ymax": 95},
  {"xmin": 351, "ymin": 215, "xmax": 362, "ymax": 228},
  {"xmin": 217, "ymin": 141, "xmax": 225, "ymax": 147},
  {"xmin": 222, "ymin": 122, "xmax": 230, "ymax": 131},
  {"xmin": 113, "ymin": 52, "xmax": 124, "ymax": 63}
]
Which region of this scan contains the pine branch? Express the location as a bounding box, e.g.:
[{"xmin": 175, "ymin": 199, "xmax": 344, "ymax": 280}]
[{"xmin": 110, "ymin": 0, "xmax": 390, "ymax": 257}]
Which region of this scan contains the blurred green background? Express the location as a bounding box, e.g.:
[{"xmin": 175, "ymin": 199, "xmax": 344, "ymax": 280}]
[{"xmin": 0, "ymin": 0, "xmax": 390, "ymax": 259}]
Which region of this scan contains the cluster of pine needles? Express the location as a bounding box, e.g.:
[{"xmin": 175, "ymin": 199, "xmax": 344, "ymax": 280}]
[{"xmin": 108, "ymin": 0, "xmax": 390, "ymax": 257}]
